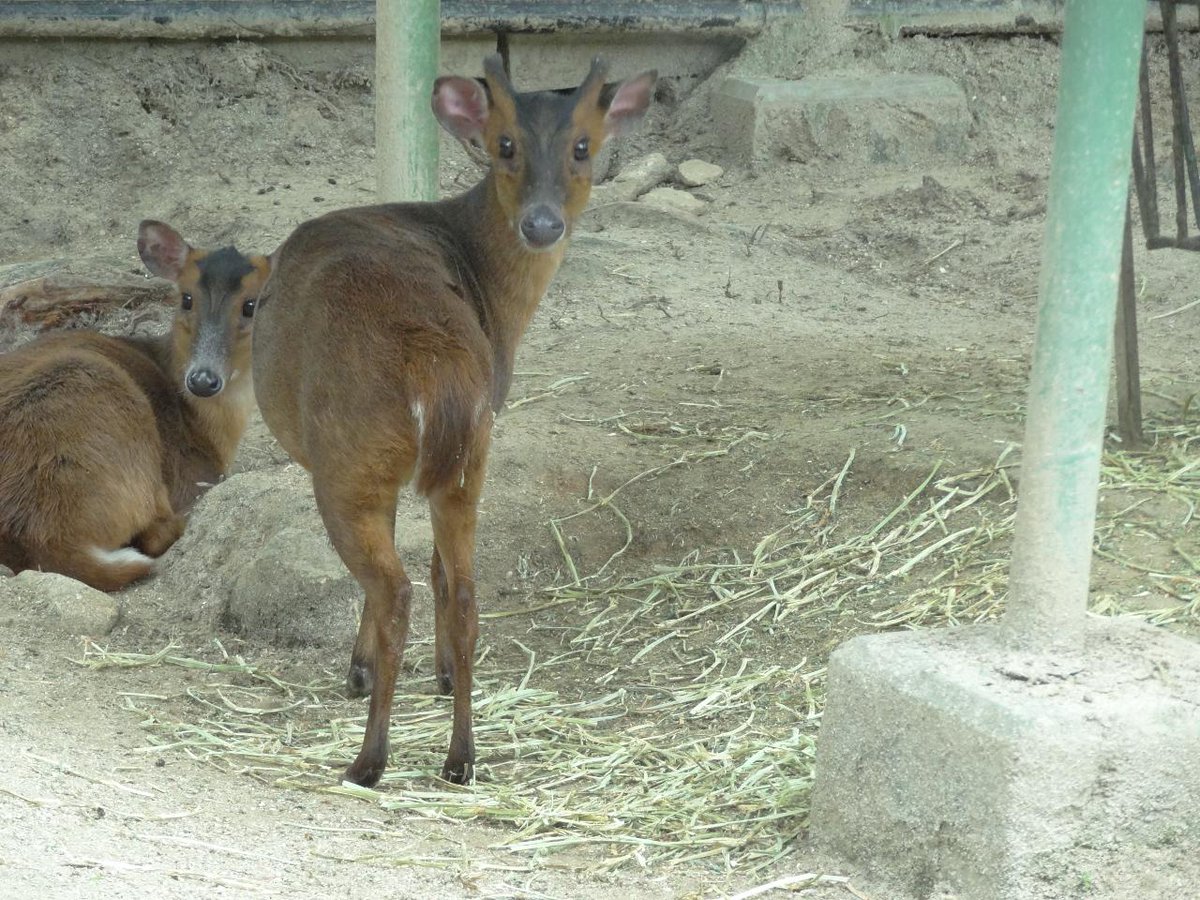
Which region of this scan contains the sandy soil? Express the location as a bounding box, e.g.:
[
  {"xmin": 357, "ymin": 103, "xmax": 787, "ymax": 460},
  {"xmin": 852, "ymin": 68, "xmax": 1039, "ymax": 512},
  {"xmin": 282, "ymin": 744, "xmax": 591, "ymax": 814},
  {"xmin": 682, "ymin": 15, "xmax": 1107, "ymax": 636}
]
[{"xmin": 1, "ymin": 22, "xmax": 1199, "ymax": 900}]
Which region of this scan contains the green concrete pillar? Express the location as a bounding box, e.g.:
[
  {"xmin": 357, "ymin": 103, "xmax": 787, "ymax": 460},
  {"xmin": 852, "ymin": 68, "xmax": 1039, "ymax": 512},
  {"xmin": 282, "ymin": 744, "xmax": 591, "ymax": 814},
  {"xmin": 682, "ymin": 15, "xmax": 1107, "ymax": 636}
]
[
  {"xmin": 376, "ymin": 0, "xmax": 440, "ymax": 201},
  {"xmin": 1004, "ymin": 0, "xmax": 1148, "ymax": 647}
]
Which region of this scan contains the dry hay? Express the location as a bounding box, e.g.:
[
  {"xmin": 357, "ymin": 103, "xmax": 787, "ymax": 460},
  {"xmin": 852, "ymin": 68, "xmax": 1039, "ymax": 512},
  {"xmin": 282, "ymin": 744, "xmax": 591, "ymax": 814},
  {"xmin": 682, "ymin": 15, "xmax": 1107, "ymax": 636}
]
[{"xmin": 78, "ymin": 415, "xmax": 1200, "ymax": 873}]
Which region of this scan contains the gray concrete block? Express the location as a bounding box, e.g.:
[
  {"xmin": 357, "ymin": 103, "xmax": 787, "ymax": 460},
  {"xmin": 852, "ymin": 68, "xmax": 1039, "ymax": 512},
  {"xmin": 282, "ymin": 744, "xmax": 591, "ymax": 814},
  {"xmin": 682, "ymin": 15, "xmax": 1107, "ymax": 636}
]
[
  {"xmin": 810, "ymin": 619, "xmax": 1200, "ymax": 900},
  {"xmin": 712, "ymin": 74, "xmax": 971, "ymax": 167}
]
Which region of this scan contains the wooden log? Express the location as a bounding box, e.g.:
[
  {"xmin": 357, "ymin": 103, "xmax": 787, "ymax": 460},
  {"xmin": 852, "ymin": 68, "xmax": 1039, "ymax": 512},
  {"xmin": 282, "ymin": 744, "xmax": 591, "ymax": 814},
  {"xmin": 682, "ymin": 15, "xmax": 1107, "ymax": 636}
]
[{"xmin": 0, "ymin": 257, "xmax": 173, "ymax": 331}]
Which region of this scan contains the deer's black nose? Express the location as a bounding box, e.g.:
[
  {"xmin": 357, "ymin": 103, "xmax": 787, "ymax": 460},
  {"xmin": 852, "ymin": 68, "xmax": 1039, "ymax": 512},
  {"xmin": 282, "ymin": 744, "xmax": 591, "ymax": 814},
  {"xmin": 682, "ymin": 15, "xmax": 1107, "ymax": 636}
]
[
  {"xmin": 186, "ymin": 368, "xmax": 223, "ymax": 398},
  {"xmin": 519, "ymin": 206, "xmax": 566, "ymax": 249}
]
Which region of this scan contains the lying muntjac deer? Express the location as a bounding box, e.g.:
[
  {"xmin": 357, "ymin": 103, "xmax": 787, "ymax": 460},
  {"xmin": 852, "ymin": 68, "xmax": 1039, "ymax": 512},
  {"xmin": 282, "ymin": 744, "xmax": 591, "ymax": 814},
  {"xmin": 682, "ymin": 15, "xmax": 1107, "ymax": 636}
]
[
  {"xmin": 253, "ymin": 56, "xmax": 655, "ymax": 786},
  {"xmin": 0, "ymin": 221, "xmax": 270, "ymax": 591}
]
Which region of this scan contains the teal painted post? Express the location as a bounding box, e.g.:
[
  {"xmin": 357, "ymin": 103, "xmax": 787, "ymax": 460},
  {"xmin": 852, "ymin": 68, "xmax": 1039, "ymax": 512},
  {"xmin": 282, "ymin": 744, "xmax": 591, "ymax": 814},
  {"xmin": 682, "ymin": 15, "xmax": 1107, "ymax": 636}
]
[
  {"xmin": 376, "ymin": 0, "xmax": 440, "ymax": 201},
  {"xmin": 1004, "ymin": 0, "xmax": 1148, "ymax": 647}
]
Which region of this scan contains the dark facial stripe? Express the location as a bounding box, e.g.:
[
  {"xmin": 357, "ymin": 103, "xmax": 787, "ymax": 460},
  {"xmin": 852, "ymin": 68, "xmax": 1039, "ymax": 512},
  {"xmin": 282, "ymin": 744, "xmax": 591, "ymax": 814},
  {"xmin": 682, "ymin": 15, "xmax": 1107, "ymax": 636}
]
[
  {"xmin": 198, "ymin": 246, "xmax": 254, "ymax": 298},
  {"xmin": 512, "ymin": 91, "xmax": 582, "ymax": 199},
  {"xmin": 512, "ymin": 90, "xmax": 579, "ymax": 137}
]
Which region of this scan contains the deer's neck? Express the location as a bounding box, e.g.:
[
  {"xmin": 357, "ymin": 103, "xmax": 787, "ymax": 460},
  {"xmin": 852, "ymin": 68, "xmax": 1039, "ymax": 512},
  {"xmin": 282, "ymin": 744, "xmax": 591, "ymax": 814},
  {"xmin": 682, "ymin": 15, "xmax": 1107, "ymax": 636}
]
[
  {"xmin": 454, "ymin": 178, "xmax": 567, "ymax": 407},
  {"xmin": 162, "ymin": 327, "xmax": 253, "ymax": 477},
  {"xmin": 182, "ymin": 376, "xmax": 254, "ymax": 477}
]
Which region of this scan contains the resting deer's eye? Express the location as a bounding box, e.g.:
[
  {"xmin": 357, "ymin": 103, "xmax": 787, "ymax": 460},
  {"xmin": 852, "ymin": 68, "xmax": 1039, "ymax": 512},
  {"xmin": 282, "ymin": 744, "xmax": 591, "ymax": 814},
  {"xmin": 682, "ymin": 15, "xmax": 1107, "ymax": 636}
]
[
  {"xmin": 573, "ymin": 136, "xmax": 590, "ymax": 162},
  {"xmin": 242, "ymin": 298, "xmax": 256, "ymax": 318},
  {"xmin": 498, "ymin": 135, "xmax": 515, "ymax": 160},
  {"xmin": 181, "ymin": 293, "xmax": 193, "ymax": 311}
]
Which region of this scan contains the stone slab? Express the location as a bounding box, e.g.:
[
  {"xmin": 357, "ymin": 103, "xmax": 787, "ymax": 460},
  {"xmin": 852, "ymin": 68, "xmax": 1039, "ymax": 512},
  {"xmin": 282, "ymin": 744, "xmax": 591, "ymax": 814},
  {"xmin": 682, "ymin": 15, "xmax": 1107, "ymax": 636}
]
[
  {"xmin": 810, "ymin": 618, "xmax": 1200, "ymax": 900},
  {"xmin": 712, "ymin": 73, "xmax": 971, "ymax": 166}
]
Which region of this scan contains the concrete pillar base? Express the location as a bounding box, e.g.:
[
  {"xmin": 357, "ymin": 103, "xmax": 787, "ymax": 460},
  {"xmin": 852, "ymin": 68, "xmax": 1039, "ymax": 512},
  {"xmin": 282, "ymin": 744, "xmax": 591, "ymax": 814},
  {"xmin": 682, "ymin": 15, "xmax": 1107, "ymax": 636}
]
[
  {"xmin": 810, "ymin": 618, "xmax": 1200, "ymax": 899},
  {"xmin": 711, "ymin": 74, "xmax": 970, "ymax": 167}
]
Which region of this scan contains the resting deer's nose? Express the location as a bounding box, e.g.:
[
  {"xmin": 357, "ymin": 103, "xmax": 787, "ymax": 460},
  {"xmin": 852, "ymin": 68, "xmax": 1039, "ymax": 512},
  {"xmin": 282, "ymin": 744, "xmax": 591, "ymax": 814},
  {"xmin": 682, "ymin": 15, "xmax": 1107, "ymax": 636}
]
[
  {"xmin": 186, "ymin": 368, "xmax": 223, "ymax": 398},
  {"xmin": 519, "ymin": 206, "xmax": 566, "ymax": 249}
]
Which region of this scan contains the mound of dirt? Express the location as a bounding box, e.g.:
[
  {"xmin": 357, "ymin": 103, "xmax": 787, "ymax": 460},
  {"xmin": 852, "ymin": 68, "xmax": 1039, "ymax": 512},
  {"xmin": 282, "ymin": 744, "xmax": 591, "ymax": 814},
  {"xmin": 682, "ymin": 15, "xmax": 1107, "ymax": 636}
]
[{"xmin": 149, "ymin": 468, "xmax": 346, "ymax": 645}]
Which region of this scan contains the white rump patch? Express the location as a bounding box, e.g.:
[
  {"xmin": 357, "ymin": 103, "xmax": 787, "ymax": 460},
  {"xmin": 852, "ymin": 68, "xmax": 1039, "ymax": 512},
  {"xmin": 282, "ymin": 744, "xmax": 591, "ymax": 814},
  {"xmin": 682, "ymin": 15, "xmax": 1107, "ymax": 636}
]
[
  {"xmin": 90, "ymin": 546, "xmax": 153, "ymax": 567},
  {"xmin": 411, "ymin": 400, "xmax": 426, "ymax": 444}
]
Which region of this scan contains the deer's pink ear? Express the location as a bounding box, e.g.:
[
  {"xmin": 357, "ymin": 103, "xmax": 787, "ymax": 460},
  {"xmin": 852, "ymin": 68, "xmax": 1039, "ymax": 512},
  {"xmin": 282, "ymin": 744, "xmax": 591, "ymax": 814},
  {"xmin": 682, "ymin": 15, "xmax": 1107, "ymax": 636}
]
[
  {"xmin": 432, "ymin": 76, "xmax": 490, "ymax": 145},
  {"xmin": 603, "ymin": 71, "xmax": 656, "ymax": 138},
  {"xmin": 137, "ymin": 220, "xmax": 191, "ymax": 282}
]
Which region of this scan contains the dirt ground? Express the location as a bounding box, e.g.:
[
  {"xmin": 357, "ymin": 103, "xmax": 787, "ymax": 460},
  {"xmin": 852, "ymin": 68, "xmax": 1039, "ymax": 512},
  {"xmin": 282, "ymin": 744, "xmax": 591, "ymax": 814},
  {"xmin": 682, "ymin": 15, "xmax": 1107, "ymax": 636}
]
[{"xmin": 1, "ymin": 19, "xmax": 1199, "ymax": 900}]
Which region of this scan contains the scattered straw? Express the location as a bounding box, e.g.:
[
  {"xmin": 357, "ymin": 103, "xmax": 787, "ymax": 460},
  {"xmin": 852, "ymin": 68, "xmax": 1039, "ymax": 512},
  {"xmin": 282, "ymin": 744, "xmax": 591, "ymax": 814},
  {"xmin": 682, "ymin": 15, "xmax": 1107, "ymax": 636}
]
[
  {"xmin": 1148, "ymin": 296, "xmax": 1200, "ymax": 320},
  {"xmin": 726, "ymin": 872, "xmax": 849, "ymax": 900},
  {"xmin": 506, "ymin": 373, "xmax": 591, "ymax": 411},
  {"xmin": 65, "ymin": 858, "xmax": 268, "ymax": 892},
  {"xmin": 81, "ymin": 639, "xmax": 817, "ymax": 871},
  {"xmin": 25, "ymin": 752, "xmax": 156, "ymax": 799},
  {"xmin": 75, "ymin": 416, "xmax": 1199, "ymax": 874}
]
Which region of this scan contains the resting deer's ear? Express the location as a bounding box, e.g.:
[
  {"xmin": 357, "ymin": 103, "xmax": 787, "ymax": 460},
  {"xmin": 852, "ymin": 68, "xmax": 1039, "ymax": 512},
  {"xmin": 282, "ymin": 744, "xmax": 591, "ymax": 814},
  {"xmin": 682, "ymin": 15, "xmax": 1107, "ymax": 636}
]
[
  {"xmin": 137, "ymin": 220, "xmax": 192, "ymax": 282},
  {"xmin": 601, "ymin": 71, "xmax": 657, "ymax": 139},
  {"xmin": 432, "ymin": 76, "xmax": 490, "ymax": 147}
]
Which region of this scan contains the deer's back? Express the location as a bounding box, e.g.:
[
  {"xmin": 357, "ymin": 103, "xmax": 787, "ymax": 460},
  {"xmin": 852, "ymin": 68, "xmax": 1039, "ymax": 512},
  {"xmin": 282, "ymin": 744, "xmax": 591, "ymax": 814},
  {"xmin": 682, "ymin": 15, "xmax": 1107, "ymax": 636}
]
[
  {"xmin": 262, "ymin": 202, "xmax": 487, "ymax": 329},
  {"xmin": 0, "ymin": 331, "xmax": 169, "ymax": 545},
  {"xmin": 254, "ymin": 203, "xmax": 494, "ymax": 466},
  {"xmin": 0, "ymin": 332, "xmax": 170, "ymax": 436}
]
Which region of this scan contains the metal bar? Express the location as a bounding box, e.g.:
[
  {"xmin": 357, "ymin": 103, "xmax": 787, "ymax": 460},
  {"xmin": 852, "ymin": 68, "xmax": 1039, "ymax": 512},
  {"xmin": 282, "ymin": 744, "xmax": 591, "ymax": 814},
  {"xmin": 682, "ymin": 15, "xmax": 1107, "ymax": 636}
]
[
  {"xmin": 1131, "ymin": 134, "xmax": 1154, "ymax": 245},
  {"xmin": 1137, "ymin": 39, "xmax": 1162, "ymax": 245},
  {"xmin": 0, "ymin": 0, "xmax": 1195, "ymax": 40},
  {"xmin": 376, "ymin": 0, "xmax": 440, "ymax": 202},
  {"xmin": 1163, "ymin": 0, "xmax": 1191, "ymax": 241},
  {"xmin": 1147, "ymin": 234, "xmax": 1200, "ymax": 249},
  {"xmin": 1114, "ymin": 200, "xmax": 1145, "ymax": 446},
  {"xmin": 851, "ymin": 1, "xmax": 1187, "ymax": 37},
  {"xmin": 0, "ymin": 1, "xmax": 785, "ymax": 38},
  {"xmin": 1165, "ymin": 1, "xmax": 1200, "ymax": 230},
  {"xmin": 1003, "ymin": 0, "xmax": 1148, "ymax": 649}
]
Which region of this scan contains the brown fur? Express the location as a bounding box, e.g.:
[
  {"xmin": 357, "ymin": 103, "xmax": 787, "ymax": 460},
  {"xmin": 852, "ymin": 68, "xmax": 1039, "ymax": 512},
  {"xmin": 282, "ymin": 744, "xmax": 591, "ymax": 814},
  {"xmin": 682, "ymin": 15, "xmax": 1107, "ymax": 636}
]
[
  {"xmin": 0, "ymin": 224, "xmax": 269, "ymax": 592},
  {"xmin": 252, "ymin": 56, "xmax": 656, "ymax": 787}
]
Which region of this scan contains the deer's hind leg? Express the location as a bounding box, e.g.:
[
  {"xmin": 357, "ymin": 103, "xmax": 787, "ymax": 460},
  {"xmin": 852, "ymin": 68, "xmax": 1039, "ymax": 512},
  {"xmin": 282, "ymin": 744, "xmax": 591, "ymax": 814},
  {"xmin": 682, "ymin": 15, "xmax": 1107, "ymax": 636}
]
[
  {"xmin": 429, "ymin": 421, "xmax": 492, "ymax": 784},
  {"xmin": 312, "ymin": 452, "xmax": 413, "ymax": 789}
]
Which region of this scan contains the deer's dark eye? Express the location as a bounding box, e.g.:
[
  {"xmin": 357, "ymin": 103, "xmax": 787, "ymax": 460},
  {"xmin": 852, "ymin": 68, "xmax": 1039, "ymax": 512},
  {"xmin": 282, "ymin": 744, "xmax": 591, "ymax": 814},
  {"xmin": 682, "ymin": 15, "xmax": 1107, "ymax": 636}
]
[
  {"xmin": 573, "ymin": 136, "xmax": 590, "ymax": 162},
  {"xmin": 498, "ymin": 135, "xmax": 515, "ymax": 160},
  {"xmin": 181, "ymin": 293, "xmax": 193, "ymax": 311},
  {"xmin": 242, "ymin": 298, "xmax": 256, "ymax": 318}
]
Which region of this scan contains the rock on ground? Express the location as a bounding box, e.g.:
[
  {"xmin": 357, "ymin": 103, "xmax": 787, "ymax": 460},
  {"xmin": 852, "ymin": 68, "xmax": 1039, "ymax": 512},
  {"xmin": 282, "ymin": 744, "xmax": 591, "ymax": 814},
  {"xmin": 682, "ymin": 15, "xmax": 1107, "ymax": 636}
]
[
  {"xmin": 152, "ymin": 467, "xmax": 432, "ymax": 648},
  {"xmin": 677, "ymin": 159, "xmax": 724, "ymax": 187},
  {"xmin": 607, "ymin": 152, "xmax": 672, "ymax": 200},
  {"xmin": 639, "ymin": 186, "xmax": 708, "ymax": 216},
  {"xmin": 0, "ymin": 570, "xmax": 120, "ymax": 635}
]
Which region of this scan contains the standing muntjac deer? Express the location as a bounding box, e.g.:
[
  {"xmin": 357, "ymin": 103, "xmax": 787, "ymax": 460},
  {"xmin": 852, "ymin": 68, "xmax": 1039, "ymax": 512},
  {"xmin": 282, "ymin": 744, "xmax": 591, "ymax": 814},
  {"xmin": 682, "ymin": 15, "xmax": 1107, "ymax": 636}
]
[
  {"xmin": 252, "ymin": 56, "xmax": 655, "ymax": 786},
  {"xmin": 0, "ymin": 221, "xmax": 270, "ymax": 591}
]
